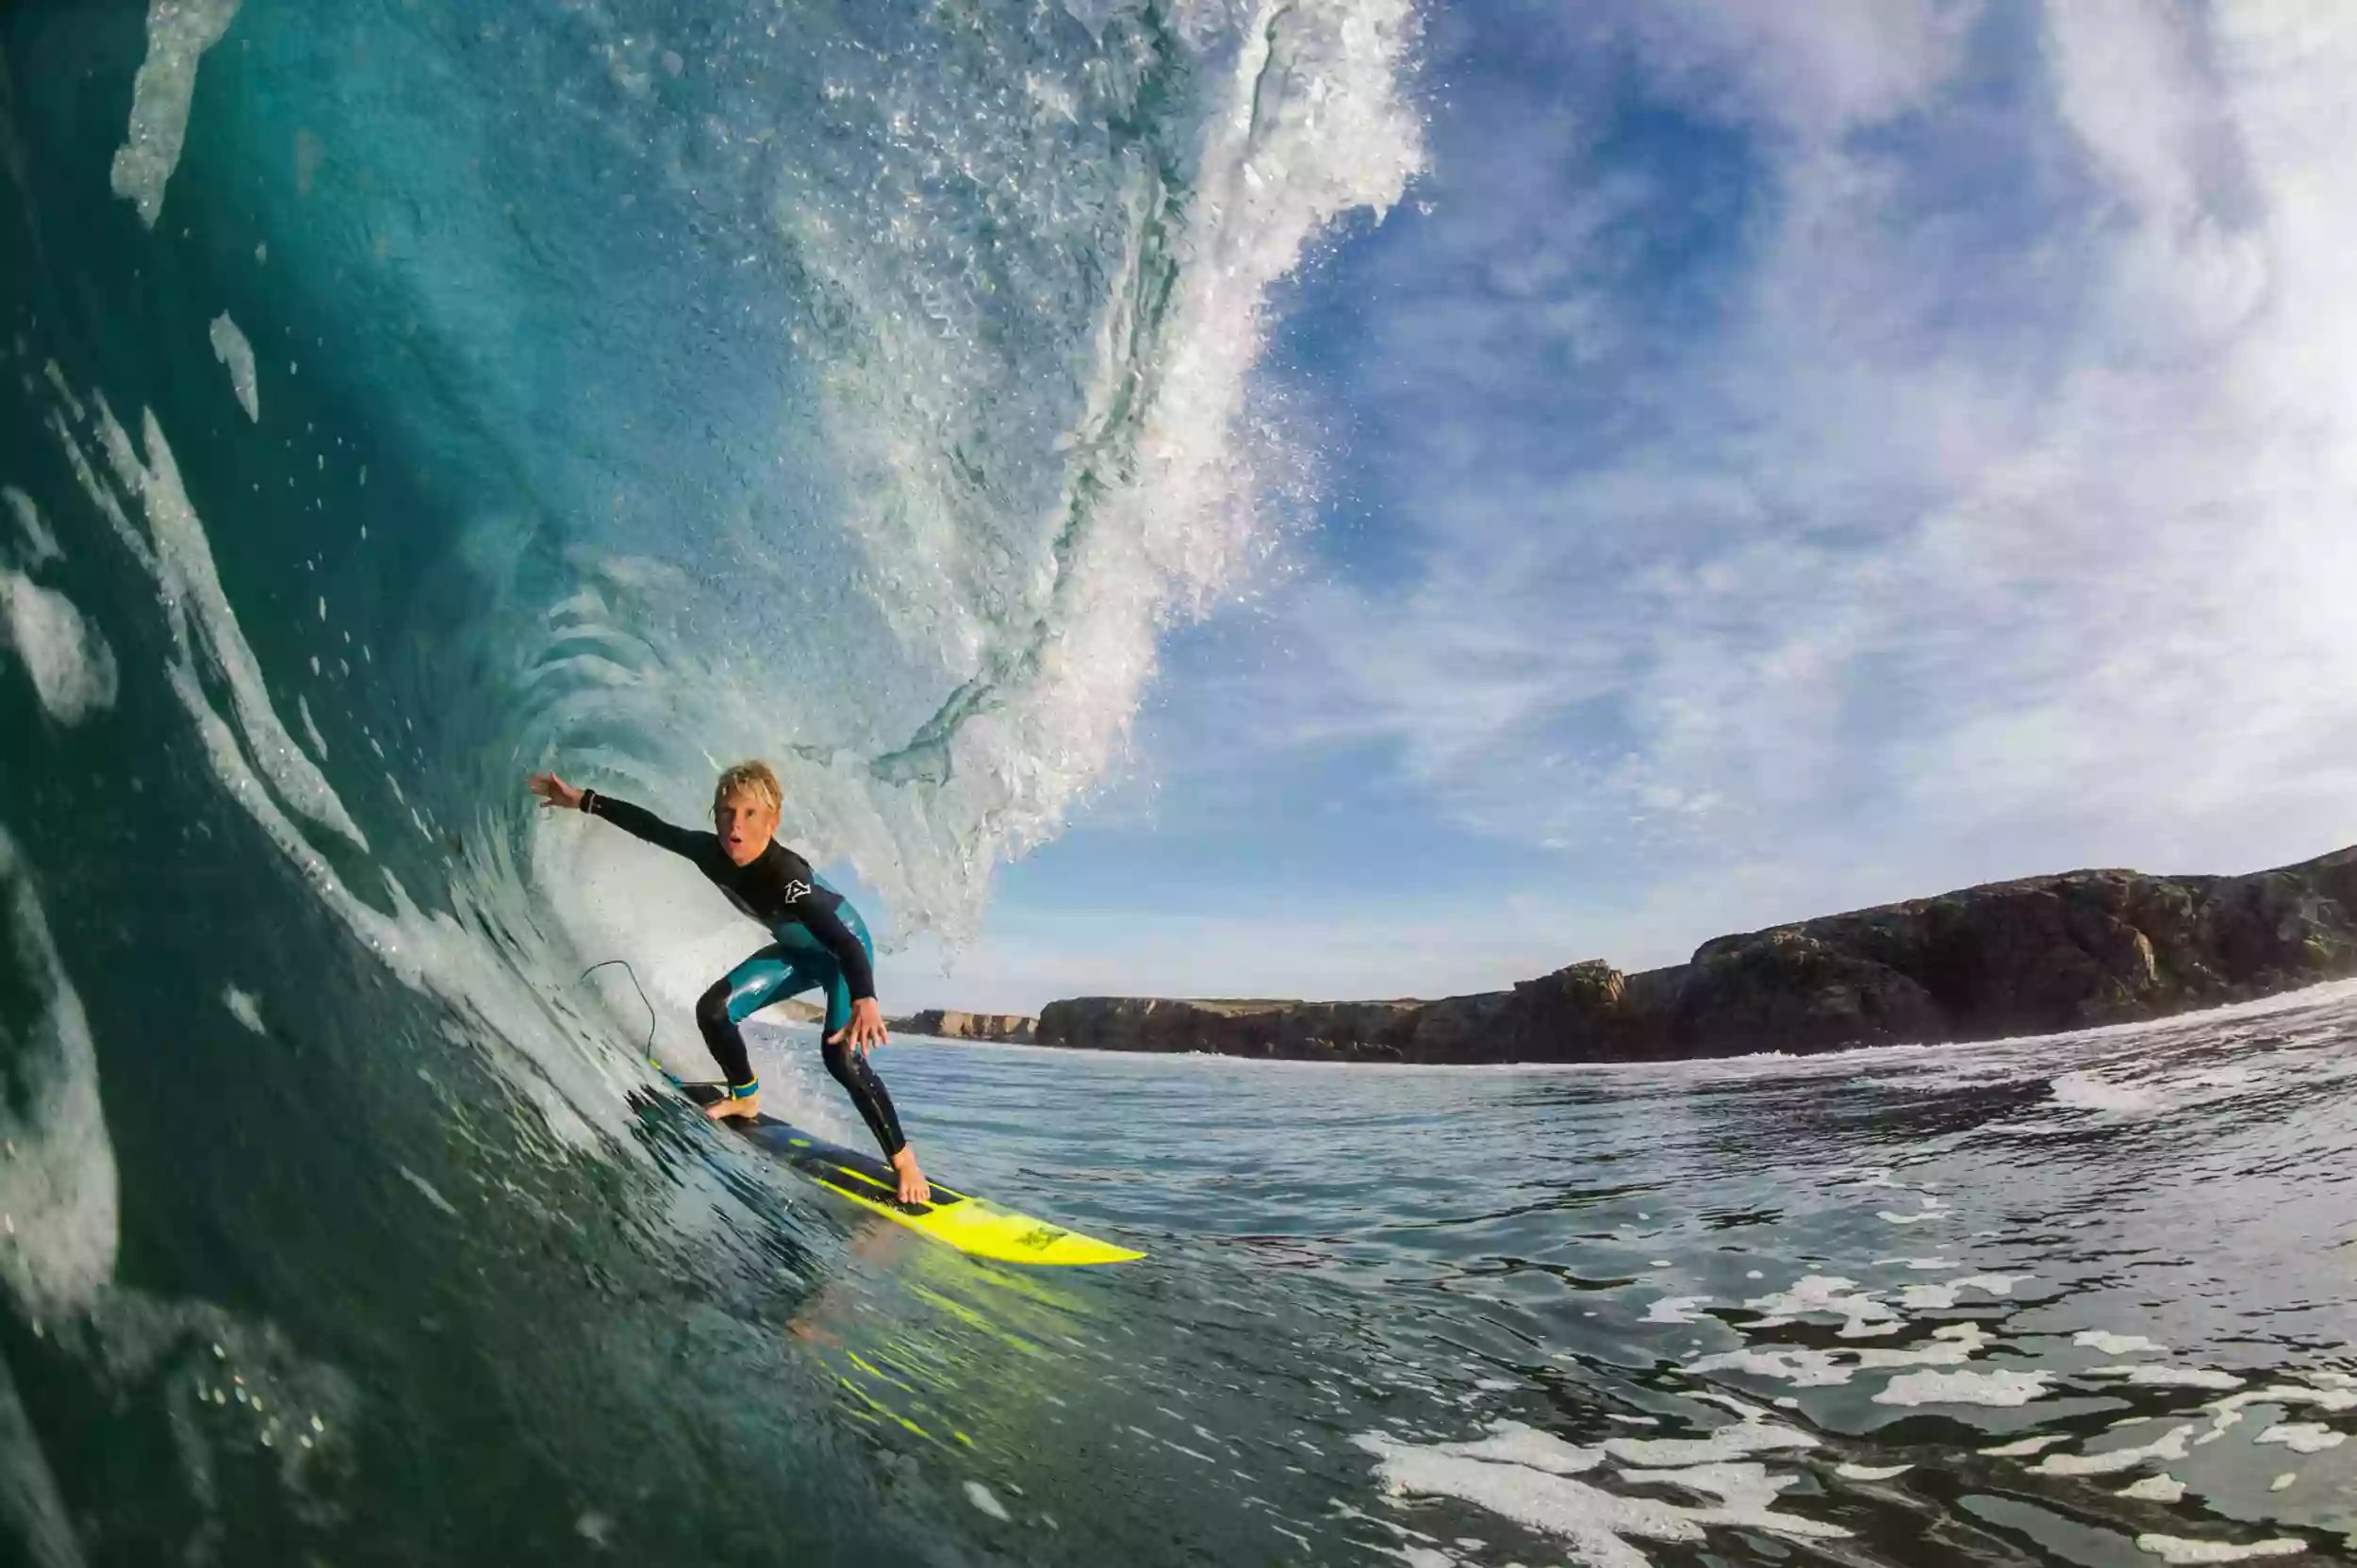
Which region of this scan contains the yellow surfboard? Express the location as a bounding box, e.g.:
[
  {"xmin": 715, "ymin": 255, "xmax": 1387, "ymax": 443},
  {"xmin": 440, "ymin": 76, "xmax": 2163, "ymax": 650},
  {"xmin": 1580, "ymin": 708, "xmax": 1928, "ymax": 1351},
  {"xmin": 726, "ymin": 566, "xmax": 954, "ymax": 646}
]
[{"xmin": 679, "ymin": 1082, "xmax": 1143, "ymax": 1265}]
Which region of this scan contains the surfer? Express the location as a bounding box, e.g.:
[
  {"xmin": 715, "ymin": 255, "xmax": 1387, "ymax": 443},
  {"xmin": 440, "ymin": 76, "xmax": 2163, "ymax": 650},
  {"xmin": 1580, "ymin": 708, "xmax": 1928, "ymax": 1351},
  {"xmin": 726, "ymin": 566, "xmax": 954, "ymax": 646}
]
[{"xmin": 528, "ymin": 763, "xmax": 930, "ymax": 1205}]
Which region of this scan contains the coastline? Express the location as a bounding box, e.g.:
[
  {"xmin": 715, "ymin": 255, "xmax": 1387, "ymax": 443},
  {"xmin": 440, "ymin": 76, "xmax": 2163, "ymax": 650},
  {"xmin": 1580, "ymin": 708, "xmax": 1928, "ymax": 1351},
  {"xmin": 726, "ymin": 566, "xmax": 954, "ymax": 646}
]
[{"xmin": 906, "ymin": 843, "xmax": 2357, "ymax": 1065}]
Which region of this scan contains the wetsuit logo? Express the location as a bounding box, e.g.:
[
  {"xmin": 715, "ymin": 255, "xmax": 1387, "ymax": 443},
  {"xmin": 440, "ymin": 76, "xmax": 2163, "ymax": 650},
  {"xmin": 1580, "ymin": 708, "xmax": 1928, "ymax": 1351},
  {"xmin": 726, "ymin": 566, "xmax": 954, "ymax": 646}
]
[{"xmin": 781, "ymin": 880, "xmax": 812, "ymax": 901}]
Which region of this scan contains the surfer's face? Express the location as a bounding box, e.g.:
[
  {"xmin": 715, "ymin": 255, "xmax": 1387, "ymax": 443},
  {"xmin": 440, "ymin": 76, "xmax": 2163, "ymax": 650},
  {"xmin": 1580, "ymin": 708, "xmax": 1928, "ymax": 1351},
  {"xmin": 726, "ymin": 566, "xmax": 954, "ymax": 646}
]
[{"xmin": 714, "ymin": 788, "xmax": 779, "ymax": 867}]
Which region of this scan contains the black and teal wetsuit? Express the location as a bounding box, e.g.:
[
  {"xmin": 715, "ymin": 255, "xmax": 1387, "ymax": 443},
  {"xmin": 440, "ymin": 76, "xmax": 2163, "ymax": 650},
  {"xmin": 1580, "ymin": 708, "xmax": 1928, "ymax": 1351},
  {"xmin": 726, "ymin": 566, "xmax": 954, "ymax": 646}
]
[{"xmin": 582, "ymin": 790, "xmax": 906, "ymax": 1156}]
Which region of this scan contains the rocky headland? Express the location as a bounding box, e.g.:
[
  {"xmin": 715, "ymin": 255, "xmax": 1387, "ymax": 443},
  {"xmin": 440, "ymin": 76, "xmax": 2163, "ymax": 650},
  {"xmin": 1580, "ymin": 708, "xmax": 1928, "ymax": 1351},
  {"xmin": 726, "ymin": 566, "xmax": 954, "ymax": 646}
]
[
  {"xmin": 1025, "ymin": 845, "xmax": 2357, "ymax": 1065},
  {"xmin": 885, "ymin": 1009, "xmax": 1038, "ymax": 1044}
]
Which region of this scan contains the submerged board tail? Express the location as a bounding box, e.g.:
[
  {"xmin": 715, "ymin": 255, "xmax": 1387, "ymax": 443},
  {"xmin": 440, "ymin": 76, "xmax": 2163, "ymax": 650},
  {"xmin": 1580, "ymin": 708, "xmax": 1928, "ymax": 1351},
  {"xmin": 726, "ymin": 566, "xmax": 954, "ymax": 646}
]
[{"xmin": 677, "ymin": 1082, "xmax": 1144, "ymax": 1265}]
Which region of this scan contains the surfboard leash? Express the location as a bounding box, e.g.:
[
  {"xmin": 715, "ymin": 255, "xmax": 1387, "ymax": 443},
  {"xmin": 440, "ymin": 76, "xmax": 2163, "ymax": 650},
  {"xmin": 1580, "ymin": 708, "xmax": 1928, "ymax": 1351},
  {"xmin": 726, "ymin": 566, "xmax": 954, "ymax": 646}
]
[{"xmin": 578, "ymin": 958, "xmax": 662, "ymax": 1070}]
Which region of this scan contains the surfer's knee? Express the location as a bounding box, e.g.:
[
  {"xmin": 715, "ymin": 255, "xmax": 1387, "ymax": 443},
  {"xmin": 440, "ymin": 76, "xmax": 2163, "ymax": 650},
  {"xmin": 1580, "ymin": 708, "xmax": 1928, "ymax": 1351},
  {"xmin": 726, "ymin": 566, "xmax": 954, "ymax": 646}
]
[{"xmin": 694, "ymin": 979, "xmax": 733, "ymax": 1037}]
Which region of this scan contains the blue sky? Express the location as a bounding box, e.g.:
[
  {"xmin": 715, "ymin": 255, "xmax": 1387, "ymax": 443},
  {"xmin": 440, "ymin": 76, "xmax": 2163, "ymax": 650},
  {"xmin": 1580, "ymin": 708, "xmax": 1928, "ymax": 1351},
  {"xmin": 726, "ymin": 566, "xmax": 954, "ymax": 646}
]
[{"xmin": 887, "ymin": 0, "xmax": 2357, "ymax": 1014}]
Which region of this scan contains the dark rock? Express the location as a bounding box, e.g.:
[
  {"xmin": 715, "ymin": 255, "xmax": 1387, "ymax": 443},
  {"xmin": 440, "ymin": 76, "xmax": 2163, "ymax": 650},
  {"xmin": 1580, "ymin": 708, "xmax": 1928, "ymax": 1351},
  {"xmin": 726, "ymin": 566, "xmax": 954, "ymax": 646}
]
[
  {"xmin": 887, "ymin": 1009, "xmax": 1037, "ymax": 1044},
  {"xmin": 1022, "ymin": 843, "xmax": 2357, "ymax": 1064},
  {"xmin": 1673, "ymin": 930, "xmax": 1943, "ymax": 1056}
]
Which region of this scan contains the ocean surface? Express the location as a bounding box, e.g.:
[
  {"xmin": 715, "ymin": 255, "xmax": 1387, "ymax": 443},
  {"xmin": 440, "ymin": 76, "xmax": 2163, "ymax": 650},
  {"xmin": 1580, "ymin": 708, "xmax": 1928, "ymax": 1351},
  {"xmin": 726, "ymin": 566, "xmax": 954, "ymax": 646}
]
[{"xmin": 5, "ymin": 3, "xmax": 2355, "ymax": 1565}]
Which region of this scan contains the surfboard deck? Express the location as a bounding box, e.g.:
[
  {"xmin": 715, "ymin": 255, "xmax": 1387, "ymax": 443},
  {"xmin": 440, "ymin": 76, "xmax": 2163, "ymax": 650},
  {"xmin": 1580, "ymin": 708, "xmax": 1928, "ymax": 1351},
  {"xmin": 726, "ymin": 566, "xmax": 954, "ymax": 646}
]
[{"xmin": 676, "ymin": 1081, "xmax": 1143, "ymax": 1265}]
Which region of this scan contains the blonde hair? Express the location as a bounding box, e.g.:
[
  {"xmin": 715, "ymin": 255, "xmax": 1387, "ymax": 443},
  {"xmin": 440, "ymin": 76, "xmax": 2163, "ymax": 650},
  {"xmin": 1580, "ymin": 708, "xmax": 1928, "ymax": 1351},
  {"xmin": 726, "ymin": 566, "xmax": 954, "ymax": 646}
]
[{"xmin": 713, "ymin": 760, "xmax": 783, "ymax": 816}]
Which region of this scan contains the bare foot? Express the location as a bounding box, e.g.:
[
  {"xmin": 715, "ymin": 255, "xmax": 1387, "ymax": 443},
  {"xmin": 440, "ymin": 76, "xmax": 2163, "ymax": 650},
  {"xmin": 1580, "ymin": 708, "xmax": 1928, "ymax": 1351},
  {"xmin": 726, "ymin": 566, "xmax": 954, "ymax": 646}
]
[
  {"xmin": 890, "ymin": 1147, "xmax": 931, "ymax": 1206},
  {"xmin": 705, "ymin": 1092, "xmax": 760, "ymax": 1122}
]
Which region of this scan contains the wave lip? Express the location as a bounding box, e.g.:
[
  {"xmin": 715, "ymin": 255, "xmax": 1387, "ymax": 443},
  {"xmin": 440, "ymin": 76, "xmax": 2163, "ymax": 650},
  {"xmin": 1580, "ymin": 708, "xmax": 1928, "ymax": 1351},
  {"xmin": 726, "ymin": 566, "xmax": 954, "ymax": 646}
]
[
  {"xmin": 877, "ymin": 0, "xmax": 1429, "ymax": 899},
  {"xmin": 544, "ymin": 0, "xmax": 1434, "ymax": 944}
]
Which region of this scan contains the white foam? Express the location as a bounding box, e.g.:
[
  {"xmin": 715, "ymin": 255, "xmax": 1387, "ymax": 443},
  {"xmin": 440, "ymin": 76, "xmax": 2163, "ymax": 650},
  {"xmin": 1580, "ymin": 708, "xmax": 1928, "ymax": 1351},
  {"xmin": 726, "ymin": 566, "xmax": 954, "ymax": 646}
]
[
  {"xmin": 47, "ymin": 409, "xmax": 154, "ymax": 575},
  {"xmin": 108, "ymin": 0, "xmax": 243, "ymax": 226},
  {"xmin": 0, "ymin": 572, "xmax": 119, "ymax": 723},
  {"xmin": 297, "ymin": 694, "xmax": 328, "ymax": 761},
  {"xmin": 0, "ymin": 827, "xmax": 121, "ymax": 1319},
  {"xmin": 1382, "ymin": 1550, "xmax": 1454, "ymax": 1568},
  {"xmin": 1603, "ymin": 1411, "xmax": 1815, "ymax": 1469},
  {"xmin": 2134, "ymin": 1535, "xmax": 2306, "ymax": 1564},
  {"xmin": 1875, "ymin": 1369, "xmax": 2051, "ymax": 1408},
  {"xmin": 4, "ymin": 487, "xmax": 61, "ymax": 567},
  {"xmin": 1689, "ymin": 1323, "xmax": 1994, "ymax": 1390},
  {"xmin": 1981, "ymin": 1434, "xmax": 2068, "ymax": 1457},
  {"xmin": 2033, "ymin": 1424, "xmax": 2194, "ymax": 1477},
  {"xmin": 963, "ymin": 1480, "xmax": 1011, "ymax": 1522},
  {"xmin": 2118, "ymin": 1473, "xmax": 2187, "ymax": 1502},
  {"xmin": 1895, "ymin": 1274, "xmax": 2019, "ymax": 1311},
  {"xmin": 88, "ymin": 398, "xmax": 364, "ymax": 848},
  {"xmin": 1744, "ymin": 1276, "xmax": 1904, "ymax": 1338},
  {"xmin": 221, "ymin": 986, "xmax": 264, "ymax": 1034},
  {"xmin": 1691, "ymin": 1347, "xmax": 1856, "ymax": 1386},
  {"xmin": 2049, "ymin": 1069, "xmax": 2160, "ymax": 1113},
  {"xmin": 40, "ymin": 363, "xmax": 83, "ymax": 426},
  {"xmin": 2200, "ymin": 1386, "xmax": 2357, "ymax": 1445},
  {"xmin": 1644, "ymin": 1296, "xmax": 1710, "ymax": 1325},
  {"xmin": 208, "ymin": 313, "xmax": 259, "ymax": 422},
  {"xmin": 1359, "ymin": 1423, "xmax": 1847, "ymax": 1568},
  {"xmin": 395, "ymin": 1165, "xmax": 458, "ymax": 1218},
  {"xmin": 2253, "ymin": 1423, "xmax": 2344, "ymax": 1455},
  {"xmin": 1615, "ymin": 1459, "xmax": 1830, "ymax": 1530},
  {"xmin": 2077, "ymin": 1331, "xmax": 2168, "ymax": 1356},
  {"xmin": 1835, "ymin": 1462, "xmax": 1912, "ymax": 1480},
  {"xmin": 2087, "ymin": 1365, "xmax": 2246, "ymax": 1392}
]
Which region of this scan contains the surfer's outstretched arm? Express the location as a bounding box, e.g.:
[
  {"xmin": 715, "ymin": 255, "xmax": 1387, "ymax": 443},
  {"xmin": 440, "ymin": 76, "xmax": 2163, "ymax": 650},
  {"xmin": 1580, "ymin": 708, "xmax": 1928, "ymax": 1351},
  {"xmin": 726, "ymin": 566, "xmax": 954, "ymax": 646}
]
[
  {"xmin": 580, "ymin": 792, "xmax": 708, "ymax": 857},
  {"xmin": 529, "ymin": 773, "xmax": 705, "ymax": 858}
]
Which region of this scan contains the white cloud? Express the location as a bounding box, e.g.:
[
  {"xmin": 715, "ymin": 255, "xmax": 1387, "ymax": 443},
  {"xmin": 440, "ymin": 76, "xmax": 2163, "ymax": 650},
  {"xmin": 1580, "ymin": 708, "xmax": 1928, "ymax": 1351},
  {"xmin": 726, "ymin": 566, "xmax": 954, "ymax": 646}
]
[
  {"xmin": 1252, "ymin": 0, "xmax": 2357, "ymax": 925},
  {"xmin": 1623, "ymin": 0, "xmax": 1979, "ymax": 141}
]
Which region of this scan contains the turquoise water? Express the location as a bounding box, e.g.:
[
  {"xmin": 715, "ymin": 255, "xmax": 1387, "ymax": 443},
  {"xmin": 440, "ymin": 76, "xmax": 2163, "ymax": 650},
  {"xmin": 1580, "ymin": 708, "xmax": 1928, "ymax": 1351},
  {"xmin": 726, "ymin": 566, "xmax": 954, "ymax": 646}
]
[{"xmin": 4, "ymin": 2, "xmax": 2355, "ymax": 1564}]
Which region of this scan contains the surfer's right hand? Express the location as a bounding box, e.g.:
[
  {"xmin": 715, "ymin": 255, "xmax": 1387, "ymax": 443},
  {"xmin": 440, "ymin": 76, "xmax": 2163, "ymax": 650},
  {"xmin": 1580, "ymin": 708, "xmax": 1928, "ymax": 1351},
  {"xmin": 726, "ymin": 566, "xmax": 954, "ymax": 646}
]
[
  {"xmin": 831, "ymin": 996, "xmax": 890, "ymax": 1056},
  {"xmin": 529, "ymin": 771, "xmax": 584, "ymax": 811}
]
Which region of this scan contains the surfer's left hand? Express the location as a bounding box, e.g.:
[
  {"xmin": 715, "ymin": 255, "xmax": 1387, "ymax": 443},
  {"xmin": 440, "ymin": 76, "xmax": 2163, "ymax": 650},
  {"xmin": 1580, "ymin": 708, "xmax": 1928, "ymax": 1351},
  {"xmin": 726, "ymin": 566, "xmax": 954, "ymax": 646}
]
[
  {"xmin": 528, "ymin": 771, "xmax": 583, "ymax": 811},
  {"xmin": 831, "ymin": 997, "xmax": 889, "ymax": 1056}
]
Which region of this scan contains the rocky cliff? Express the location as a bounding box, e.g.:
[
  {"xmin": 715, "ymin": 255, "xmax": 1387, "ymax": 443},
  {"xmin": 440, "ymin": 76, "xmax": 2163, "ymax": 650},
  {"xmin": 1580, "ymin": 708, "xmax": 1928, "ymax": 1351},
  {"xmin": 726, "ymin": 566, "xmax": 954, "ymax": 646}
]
[
  {"xmin": 1033, "ymin": 845, "xmax": 2357, "ymax": 1064},
  {"xmin": 887, "ymin": 1009, "xmax": 1038, "ymax": 1044}
]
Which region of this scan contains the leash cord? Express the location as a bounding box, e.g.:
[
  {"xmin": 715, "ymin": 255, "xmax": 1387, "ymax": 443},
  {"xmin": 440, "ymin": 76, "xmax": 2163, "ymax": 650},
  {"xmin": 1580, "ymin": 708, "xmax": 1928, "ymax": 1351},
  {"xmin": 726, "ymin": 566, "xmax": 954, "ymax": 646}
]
[{"xmin": 579, "ymin": 958, "xmax": 657, "ymax": 1060}]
